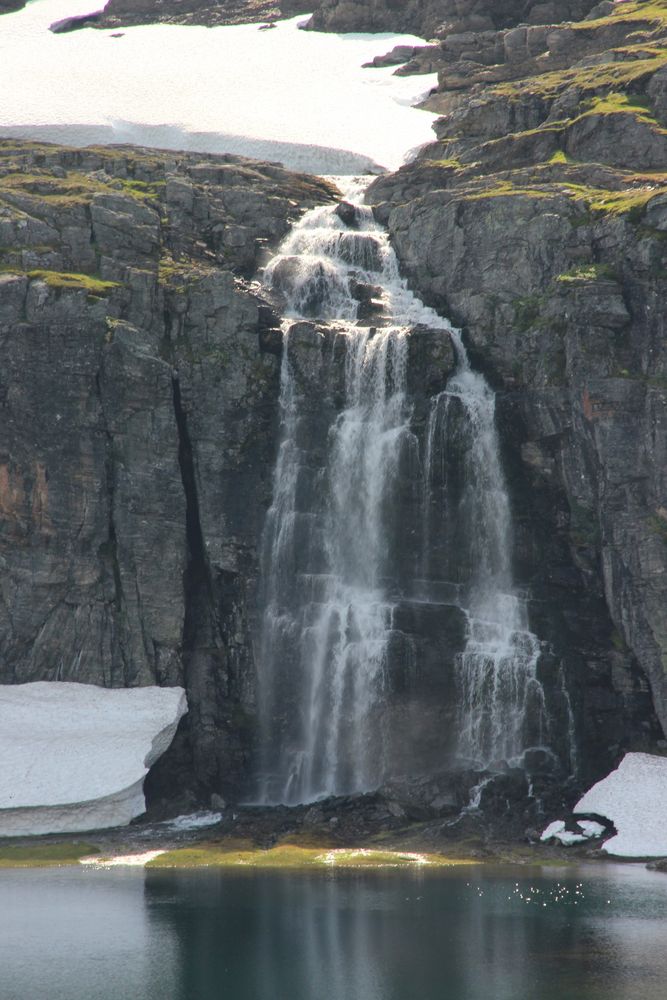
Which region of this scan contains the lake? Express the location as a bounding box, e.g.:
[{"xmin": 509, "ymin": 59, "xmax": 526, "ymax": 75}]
[{"xmin": 1, "ymin": 863, "xmax": 666, "ymax": 999}]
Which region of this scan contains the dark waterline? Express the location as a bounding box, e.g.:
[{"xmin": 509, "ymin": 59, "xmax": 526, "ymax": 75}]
[{"xmin": 1, "ymin": 864, "xmax": 667, "ymax": 1000}]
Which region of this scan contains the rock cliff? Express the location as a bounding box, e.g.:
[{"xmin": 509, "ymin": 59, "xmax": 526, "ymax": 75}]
[
  {"xmin": 0, "ymin": 140, "xmax": 335, "ymax": 808},
  {"xmin": 367, "ymin": 0, "xmax": 667, "ymax": 754},
  {"xmin": 2, "ymin": 0, "xmax": 667, "ymax": 831}
]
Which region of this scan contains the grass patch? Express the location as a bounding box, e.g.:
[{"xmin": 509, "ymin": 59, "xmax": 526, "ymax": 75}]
[
  {"xmin": 559, "ymin": 181, "xmax": 667, "ymax": 219},
  {"xmin": 489, "ymin": 48, "xmax": 667, "ymax": 103},
  {"xmin": 557, "ymin": 263, "xmax": 616, "ymax": 283},
  {"xmin": 572, "ymin": 1, "xmax": 667, "ymax": 32},
  {"xmin": 146, "ymin": 842, "xmax": 474, "ymax": 870},
  {"xmin": 0, "ymin": 842, "xmax": 99, "ymax": 868},
  {"xmin": 548, "ymin": 150, "xmax": 573, "ymax": 165},
  {"xmin": 26, "ymin": 270, "xmax": 119, "ymax": 296},
  {"xmin": 576, "ymin": 91, "xmax": 663, "ymax": 127},
  {"xmin": 460, "ymin": 180, "xmax": 555, "ymax": 201},
  {"xmin": 0, "ymin": 171, "xmax": 165, "ymax": 206}
]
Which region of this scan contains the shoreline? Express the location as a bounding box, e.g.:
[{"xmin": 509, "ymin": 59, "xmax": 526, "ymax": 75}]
[{"xmin": 1, "ymin": 822, "xmax": 663, "ymax": 872}]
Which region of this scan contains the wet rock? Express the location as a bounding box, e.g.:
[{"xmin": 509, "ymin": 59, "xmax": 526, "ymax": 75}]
[{"xmin": 334, "ymin": 200, "xmax": 360, "ymax": 229}]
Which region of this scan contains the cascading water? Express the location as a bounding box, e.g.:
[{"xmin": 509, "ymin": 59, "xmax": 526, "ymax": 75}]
[
  {"xmin": 423, "ymin": 353, "xmax": 548, "ymax": 768},
  {"xmin": 257, "ymin": 182, "xmax": 414, "ymax": 804},
  {"xmin": 256, "ymin": 178, "xmax": 553, "ymax": 805}
]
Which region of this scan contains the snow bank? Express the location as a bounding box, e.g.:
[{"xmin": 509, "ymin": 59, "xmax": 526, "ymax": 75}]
[
  {"xmin": 574, "ymin": 752, "xmax": 667, "ymax": 858},
  {"xmin": 0, "ymin": 682, "xmax": 187, "ymax": 836},
  {"xmin": 0, "ymin": 0, "xmax": 439, "ymax": 173}
]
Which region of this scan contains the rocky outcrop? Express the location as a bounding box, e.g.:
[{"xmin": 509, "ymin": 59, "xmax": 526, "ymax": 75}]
[
  {"xmin": 0, "ymin": 140, "xmax": 335, "ymax": 808},
  {"xmin": 304, "ymin": 0, "xmax": 601, "ymax": 39},
  {"xmin": 62, "ymin": 0, "xmax": 313, "ymax": 31},
  {"xmin": 368, "ymin": 0, "xmax": 667, "ymax": 761}
]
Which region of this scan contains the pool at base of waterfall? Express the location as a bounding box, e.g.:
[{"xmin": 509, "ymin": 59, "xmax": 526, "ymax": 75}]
[{"xmin": 2, "ymin": 864, "xmax": 667, "ymax": 1000}]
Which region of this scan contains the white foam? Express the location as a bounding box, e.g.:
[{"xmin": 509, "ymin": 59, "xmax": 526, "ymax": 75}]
[
  {"xmin": 0, "ymin": 681, "xmax": 187, "ymax": 836},
  {"xmin": 0, "ymin": 0, "xmax": 438, "ymax": 173},
  {"xmin": 574, "ymin": 752, "xmax": 667, "ymax": 858}
]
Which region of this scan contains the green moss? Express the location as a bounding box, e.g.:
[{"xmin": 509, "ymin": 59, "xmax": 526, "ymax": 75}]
[
  {"xmin": 490, "ymin": 48, "xmax": 667, "ymax": 103},
  {"xmin": 513, "ymin": 294, "xmax": 543, "ymax": 332},
  {"xmin": 117, "ymin": 178, "xmax": 165, "ymax": 201},
  {"xmin": 0, "ymin": 842, "xmax": 99, "ymax": 868},
  {"xmin": 0, "ymin": 171, "xmax": 115, "ymax": 206},
  {"xmin": 556, "ymin": 263, "xmax": 616, "ymax": 283},
  {"xmin": 577, "ymin": 91, "xmax": 663, "ymax": 127},
  {"xmin": 649, "ymin": 513, "xmax": 667, "ymax": 542},
  {"xmin": 569, "ymin": 501, "xmax": 600, "ymax": 548},
  {"xmin": 461, "ymin": 180, "xmax": 554, "ymax": 201},
  {"xmin": 146, "ymin": 842, "xmax": 474, "ymax": 870},
  {"xmin": 572, "ymin": 1, "xmax": 667, "ymax": 32},
  {"xmin": 26, "ymin": 270, "xmax": 119, "ymax": 297},
  {"xmin": 548, "ymin": 151, "xmax": 573, "ymax": 165},
  {"xmin": 559, "ymin": 181, "xmax": 667, "ymax": 220}
]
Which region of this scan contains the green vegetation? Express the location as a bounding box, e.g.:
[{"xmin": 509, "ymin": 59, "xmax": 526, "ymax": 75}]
[
  {"xmin": 556, "ymin": 263, "xmax": 616, "ymax": 283},
  {"xmin": 26, "ymin": 270, "xmax": 119, "ymax": 296},
  {"xmin": 561, "ymin": 181, "xmax": 666, "ymax": 219},
  {"xmin": 0, "ymin": 842, "xmax": 99, "ymax": 868},
  {"xmin": 548, "ymin": 150, "xmax": 573, "ymax": 165},
  {"xmin": 0, "ymin": 170, "xmax": 164, "ymax": 206},
  {"xmin": 461, "ymin": 179, "xmax": 554, "ymax": 201},
  {"xmin": 513, "ymin": 294, "xmax": 543, "ymax": 332},
  {"xmin": 573, "ymin": 0, "xmax": 667, "ymax": 31},
  {"xmin": 490, "ymin": 48, "xmax": 667, "ymax": 103},
  {"xmin": 576, "ymin": 91, "xmax": 663, "ymax": 128},
  {"xmin": 649, "ymin": 511, "xmax": 667, "ymax": 542},
  {"xmin": 146, "ymin": 842, "xmax": 475, "ymax": 870}
]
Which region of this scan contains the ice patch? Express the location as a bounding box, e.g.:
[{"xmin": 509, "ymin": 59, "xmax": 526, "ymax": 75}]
[
  {"xmin": 540, "ymin": 821, "xmax": 588, "ymax": 846},
  {"xmin": 0, "ymin": 0, "xmax": 439, "ymax": 174},
  {"xmin": 577, "ymin": 819, "xmax": 605, "ymax": 839},
  {"xmin": 574, "ymin": 752, "xmax": 667, "ymax": 858},
  {"xmin": 540, "ymin": 818, "xmax": 606, "ymax": 846},
  {"xmin": 164, "ymin": 811, "xmax": 223, "ymax": 831},
  {"xmin": 0, "ymin": 682, "xmax": 187, "ymax": 837}
]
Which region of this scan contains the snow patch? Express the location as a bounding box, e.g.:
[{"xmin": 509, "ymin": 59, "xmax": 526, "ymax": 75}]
[
  {"xmin": 0, "ymin": 0, "xmax": 439, "ymax": 174},
  {"xmin": 540, "ymin": 821, "xmax": 588, "ymax": 846},
  {"xmin": 574, "ymin": 752, "xmax": 667, "ymax": 858},
  {"xmin": 0, "ymin": 682, "xmax": 187, "ymax": 837},
  {"xmin": 80, "ymin": 850, "xmax": 166, "ymax": 867},
  {"xmin": 577, "ymin": 819, "xmax": 605, "ymax": 839}
]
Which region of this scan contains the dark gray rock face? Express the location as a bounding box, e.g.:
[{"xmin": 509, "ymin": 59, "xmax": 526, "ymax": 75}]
[
  {"xmin": 0, "ymin": 141, "xmax": 335, "ymax": 808},
  {"xmin": 304, "ymin": 0, "xmax": 600, "ymax": 39},
  {"xmin": 73, "ymin": 0, "xmax": 313, "ymax": 30},
  {"xmin": 366, "ymin": 1, "xmax": 667, "ymax": 773}
]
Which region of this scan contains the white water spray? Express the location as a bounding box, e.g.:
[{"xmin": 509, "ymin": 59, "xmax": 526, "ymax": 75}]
[{"xmin": 257, "ymin": 178, "xmax": 550, "ymax": 804}]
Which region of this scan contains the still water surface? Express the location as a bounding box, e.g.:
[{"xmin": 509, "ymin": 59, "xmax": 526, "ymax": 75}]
[{"xmin": 1, "ymin": 864, "xmax": 666, "ymax": 1000}]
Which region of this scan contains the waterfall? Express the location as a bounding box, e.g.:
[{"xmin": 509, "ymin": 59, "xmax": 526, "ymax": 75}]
[
  {"xmin": 256, "ymin": 178, "xmax": 552, "ymax": 805},
  {"xmin": 424, "ymin": 343, "xmax": 548, "ymax": 767}
]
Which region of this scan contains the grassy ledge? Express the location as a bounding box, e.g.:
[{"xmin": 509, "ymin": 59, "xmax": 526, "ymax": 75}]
[
  {"xmin": 0, "ymin": 842, "xmax": 99, "ymax": 868},
  {"xmin": 145, "ymin": 843, "xmax": 477, "ymax": 870},
  {"xmin": 26, "ymin": 270, "xmax": 120, "ymax": 296}
]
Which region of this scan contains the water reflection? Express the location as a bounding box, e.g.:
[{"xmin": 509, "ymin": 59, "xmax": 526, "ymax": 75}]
[{"xmin": 1, "ymin": 865, "xmax": 667, "ymax": 1000}]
